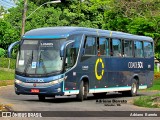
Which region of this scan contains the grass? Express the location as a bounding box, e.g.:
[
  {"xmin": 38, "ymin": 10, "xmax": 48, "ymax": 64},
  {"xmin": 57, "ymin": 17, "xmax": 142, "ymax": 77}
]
[
  {"xmin": 0, "ymin": 57, "xmax": 16, "ymax": 69},
  {"xmin": 0, "ymin": 70, "xmax": 14, "ymax": 80},
  {"xmin": 0, "ymin": 70, "xmax": 14, "ymax": 86},
  {"xmin": 134, "ymin": 78, "xmax": 160, "ymax": 108},
  {"xmin": 133, "ymin": 94, "xmax": 160, "ymax": 108},
  {"xmin": 147, "ymin": 79, "xmax": 160, "ymax": 90}
]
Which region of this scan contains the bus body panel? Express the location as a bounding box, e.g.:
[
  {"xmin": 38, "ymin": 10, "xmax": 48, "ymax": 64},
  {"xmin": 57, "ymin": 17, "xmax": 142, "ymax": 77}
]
[
  {"xmin": 15, "ymin": 74, "xmax": 65, "ymax": 96},
  {"xmin": 9, "ymin": 27, "xmax": 154, "ymax": 98}
]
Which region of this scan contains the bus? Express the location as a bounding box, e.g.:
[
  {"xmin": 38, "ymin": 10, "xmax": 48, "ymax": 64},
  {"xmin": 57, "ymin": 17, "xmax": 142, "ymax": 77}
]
[{"xmin": 8, "ymin": 26, "xmax": 154, "ymax": 101}]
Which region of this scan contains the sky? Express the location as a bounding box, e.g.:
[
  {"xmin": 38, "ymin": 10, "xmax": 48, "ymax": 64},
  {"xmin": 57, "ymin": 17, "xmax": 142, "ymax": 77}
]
[{"xmin": 0, "ymin": 0, "xmax": 16, "ymax": 9}]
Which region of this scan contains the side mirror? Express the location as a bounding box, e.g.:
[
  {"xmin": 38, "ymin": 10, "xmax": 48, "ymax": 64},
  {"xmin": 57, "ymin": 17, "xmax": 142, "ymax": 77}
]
[
  {"xmin": 60, "ymin": 40, "xmax": 74, "ymax": 57},
  {"xmin": 8, "ymin": 41, "xmax": 20, "ymax": 58}
]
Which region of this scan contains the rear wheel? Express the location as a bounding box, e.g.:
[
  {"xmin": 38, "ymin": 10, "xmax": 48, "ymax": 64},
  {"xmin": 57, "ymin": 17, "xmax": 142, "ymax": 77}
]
[
  {"xmin": 38, "ymin": 95, "xmax": 45, "ymax": 101},
  {"xmin": 122, "ymin": 79, "xmax": 138, "ymax": 97},
  {"xmin": 130, "ymin": 79, "xmax": 138, "ymax": 96}
]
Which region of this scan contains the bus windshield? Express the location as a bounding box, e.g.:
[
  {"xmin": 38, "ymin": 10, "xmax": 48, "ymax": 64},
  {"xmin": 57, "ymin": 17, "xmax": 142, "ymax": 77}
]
[{"xmin": 16, "ymin": 39, "xmax": 65, "ymax": 76}]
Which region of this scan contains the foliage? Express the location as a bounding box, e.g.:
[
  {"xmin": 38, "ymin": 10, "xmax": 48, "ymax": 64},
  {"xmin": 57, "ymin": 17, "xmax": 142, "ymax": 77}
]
[
  {"xmin": 155, "ymin": 53, "xmax": 160, "ymax": 59},
  {"xmin": 0, "ymin": 19, "xmax": 19, "ymax": 50},
  {"xmin": 0, "ymin": 58, "xmax": 16, "ymax": 69},
  {"xmin": 0, "ymin": 70, "xmax": 14, "ymax": 80},
  {"xmin": 147, "ymin": 78, "xmax": 160, "ymax": 90},
  {"xmin": 147, "ymin": 77, "xmax": 160, "ymax": 90},
  {"xmin": 0, "ymin": 48, "xmax": 5, "ymax": 57},
  {"xmin": 0, "ymin": 0, "xmax": 159, "ymax": 55},
  {"xmin": 133, "ymin": 94, "xmax": 160, "ymax": 108}
]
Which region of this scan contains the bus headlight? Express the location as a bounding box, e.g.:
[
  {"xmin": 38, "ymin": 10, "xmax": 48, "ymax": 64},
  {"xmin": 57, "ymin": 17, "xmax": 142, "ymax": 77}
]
[
  {"xmin": 49, "ymin": 76, "xmax": 67, "ymax": 85},
  {"xmin": 15, "ymin": 79, "xmax": 23, "ymax": 84}
]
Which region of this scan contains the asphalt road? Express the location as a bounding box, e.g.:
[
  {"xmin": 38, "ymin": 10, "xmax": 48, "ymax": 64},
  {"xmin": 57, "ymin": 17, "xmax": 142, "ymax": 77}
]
[{"xmin": 0, "ymin": 85, "xmax": 159, "ymax": 120}]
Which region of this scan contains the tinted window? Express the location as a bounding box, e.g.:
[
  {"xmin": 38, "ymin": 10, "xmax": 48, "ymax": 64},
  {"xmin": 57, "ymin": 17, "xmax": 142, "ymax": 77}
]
[
  {"xmin": 134, "ymin": 41, "xmax": 143, "ymax": 57},
  {"xmin": 124, "ymin": 40, "xmax": 133, "ymax": 57},
  {"xmin": 16, "ymin": 39, "xmax": 65, "ymax": 76},
  {"xmin": 112, "ymin": 39, "xmax": 122, "ymax": 57},
  {"xmin": 144, "ymin": 42, "xmax": 153, "ymax": 58},
  {"xmin": 84, "ymin": 37, "xmax": 96, "ymax": 55},
  {"xmin": 99, "ymin": 37, "xmax": 109, "ymax": 56}
]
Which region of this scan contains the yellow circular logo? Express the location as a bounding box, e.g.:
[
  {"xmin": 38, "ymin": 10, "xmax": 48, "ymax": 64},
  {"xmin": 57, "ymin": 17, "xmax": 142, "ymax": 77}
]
[{"xmin": 95, "ymin": 58, "xmax": 104, "ymax": 80}]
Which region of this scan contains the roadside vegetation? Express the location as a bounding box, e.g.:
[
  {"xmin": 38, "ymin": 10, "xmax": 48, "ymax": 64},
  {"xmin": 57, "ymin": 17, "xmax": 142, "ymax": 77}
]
[
  {"xmin": 0, "ymin": 70, "xmax": 14, "ymax": 80},
  {"xmin": 0, "ymin": 58, "xmax": 16, "ymax": 69},
  {"xmin": 147, "ymin": 78, "xmax": 160, "ymax": 90},
  {"xmin": 0, "ymin": 0, "xmax": 160, "ymax": 58},
  {"xmin": 134, "ymin": 94, "xmax": 160, "ymax": 108},
  {"xmin": 134, "ymin": 66, "xmax": 160, "ymax": 108},
  {"xmin": 0, "ymin": 58, "xmax": 15, "ymax": 86}
]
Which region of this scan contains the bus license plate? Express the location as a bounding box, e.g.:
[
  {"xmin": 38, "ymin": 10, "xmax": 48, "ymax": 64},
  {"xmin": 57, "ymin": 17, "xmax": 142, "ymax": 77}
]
[{"xmin": 31, "ymin": 89, "xmax": 39, "ymax": 93}]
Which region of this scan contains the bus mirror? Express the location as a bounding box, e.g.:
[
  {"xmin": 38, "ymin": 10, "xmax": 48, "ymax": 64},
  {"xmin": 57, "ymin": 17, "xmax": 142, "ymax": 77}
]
[
  {"xmin": 60, "ymin": 40, "xmax": 75, "ymax": 57},
  {"xmin": 8, "ymin": 41, "xmax": 20, "ymax": 58},
  {"xmin": 60, "ymin": 44, "xmax": 65, "ymax": 57}
]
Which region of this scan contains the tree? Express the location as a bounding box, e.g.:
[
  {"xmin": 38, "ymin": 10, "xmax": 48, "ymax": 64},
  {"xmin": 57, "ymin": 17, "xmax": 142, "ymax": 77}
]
[
  {"xmin": 0, "ymin": 19, "xmax": 19, "ymax": 50},
  {"xmin": 0, "ymin": 0, "xmax": 159, "ymax": 55}
]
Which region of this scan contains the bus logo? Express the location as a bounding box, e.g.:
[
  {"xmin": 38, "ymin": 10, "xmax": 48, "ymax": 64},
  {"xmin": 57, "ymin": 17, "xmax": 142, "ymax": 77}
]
[
  {"xmin": 128, "ymin": 62, "xmax": 143, "ymax": 69},
  {"xmin": 95, "ymin": 58, "xmax": 104, "ymax": 80}
]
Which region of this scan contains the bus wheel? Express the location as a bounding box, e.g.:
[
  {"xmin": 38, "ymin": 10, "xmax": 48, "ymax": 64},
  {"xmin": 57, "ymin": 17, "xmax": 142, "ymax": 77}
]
[
  {"xmin": 84, "ymin": 82, "xmax": 88, "ymax": 100},
  {"xmin": 130, "ymin": 79, "xmax": 138, "ymax": 96},
  {"xmin": 122, "ymin": 79, "xmax": 138, "ymax": 97},
  {"xmin": 38, "ymin": 95, "xmax": 45, "ymax": 101},
  {"xmin": 77, "ymin": 81, "xmax": 85, "ymax": 101}
]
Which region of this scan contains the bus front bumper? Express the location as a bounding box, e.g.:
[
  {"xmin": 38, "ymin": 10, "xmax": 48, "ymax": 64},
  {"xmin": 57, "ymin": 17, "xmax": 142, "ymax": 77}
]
[{"xmin": 14, "ymin": 82, "xmax": 64, "ymax": 96}]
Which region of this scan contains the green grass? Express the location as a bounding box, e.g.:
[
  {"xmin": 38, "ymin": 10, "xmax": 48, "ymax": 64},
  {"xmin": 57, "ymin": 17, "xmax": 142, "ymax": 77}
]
[
  {"xmin": 0, "ymin": 57, "xmax": 16, "ymax": 69},
  {"xmin": 147, "ymin": 79, "xmax": 160, "ymax": 90},
  {"xmin": 134, "ymin": 78, "xmax": 160, "ymax": 108},
  {"xmin": 0, "ymin": 70, "xmax": 14, "ymax": 80},
  {"xmin": 133, "ymin": 94, "xmax": 160, "ymax": 108}
]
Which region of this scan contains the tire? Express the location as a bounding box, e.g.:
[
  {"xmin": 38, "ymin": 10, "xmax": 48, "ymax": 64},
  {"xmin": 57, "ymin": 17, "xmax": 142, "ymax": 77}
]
[
  {"xmin": 38, "ymin": 95, "xmax": 45, "ymax": 101},
  {"xmin": 84, "ymin": 82, "xmax": 88, "ymax": 100},
  {"xmin": 77, "ymin": 81, "xmax": 86, "ymax": 101},
  {"xmin": 122, "ymin": 79, "xmax": 138, "ymax": 97},
  {"xmin": 130, "ymin": 79, "xmax": 138, "ymax": 96}
]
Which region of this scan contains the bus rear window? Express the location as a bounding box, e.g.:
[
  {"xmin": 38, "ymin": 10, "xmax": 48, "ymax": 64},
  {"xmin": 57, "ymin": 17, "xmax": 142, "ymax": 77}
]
[{"xmin": 144, "ymin": 42, "xmax": 153, "ymax": 58}]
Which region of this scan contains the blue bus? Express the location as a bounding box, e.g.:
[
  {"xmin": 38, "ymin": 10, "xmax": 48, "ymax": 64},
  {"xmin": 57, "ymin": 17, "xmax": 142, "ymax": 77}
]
[{"xmin": 8, "ymin": 27, "xmax": 154, "ymax": 101}]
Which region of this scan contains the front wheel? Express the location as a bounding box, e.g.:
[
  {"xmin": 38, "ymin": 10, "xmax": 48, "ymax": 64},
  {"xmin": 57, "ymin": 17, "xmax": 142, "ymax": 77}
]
[{"xmin": 77, "ymin": 81, "xmax": 88, "ymax": 101}]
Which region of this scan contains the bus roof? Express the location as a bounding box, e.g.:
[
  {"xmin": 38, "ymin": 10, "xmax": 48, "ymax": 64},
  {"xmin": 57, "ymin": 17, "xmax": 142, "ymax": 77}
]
[{"xmin": 23, "ymin": 26, "xmax": 153, "ymax": 42}]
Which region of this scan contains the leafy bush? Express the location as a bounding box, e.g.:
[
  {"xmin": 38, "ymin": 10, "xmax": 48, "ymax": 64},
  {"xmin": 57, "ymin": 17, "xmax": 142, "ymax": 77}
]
[
  {"xmin": 0, "ymin": 48, "xmax": 5, "ymax": 57},
  {"xmin": 154, "ymin": 73, "xmax": 160, "ymax": 80},
  {"xmin": 134, "ymin": 94, "xmax": 160, "ymax": 108},
  {"xmin": 0, "ymin": 70, "xmax": 14, "ymax": 80},
  {"xmin": 0, "ymin": 58, "xmax": 16, "ymax": 69}
]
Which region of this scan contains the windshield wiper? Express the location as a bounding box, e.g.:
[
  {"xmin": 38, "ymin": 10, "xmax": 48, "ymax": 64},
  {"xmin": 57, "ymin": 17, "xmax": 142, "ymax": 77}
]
[{"xmin": 24, "ymin": 50, "xmax": 33, "ymax": 76}]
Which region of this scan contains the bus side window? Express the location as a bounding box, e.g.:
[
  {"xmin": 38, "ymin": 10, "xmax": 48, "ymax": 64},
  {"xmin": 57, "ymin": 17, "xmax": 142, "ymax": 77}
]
[
  {"xmin": 144, "ymin": 42, "xmax": 153, "ymax": 58},
  {"xmin": 112, "ymin": 39, "xmax": 122, "ymax": 57},
  {"xmin": 124, "ymin": 40, "xmax": 133, "ymax": 57},
  {"xmin": 134, "ymin": 41, "xmax": 143, "ymax": 58},
  {"xmin": 84, "ymin": 36, "xmax": 96, "ymax": 55},
  {"xmin": 99, "ymin": 37, "xmax": 109, "ymax": 56}
]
